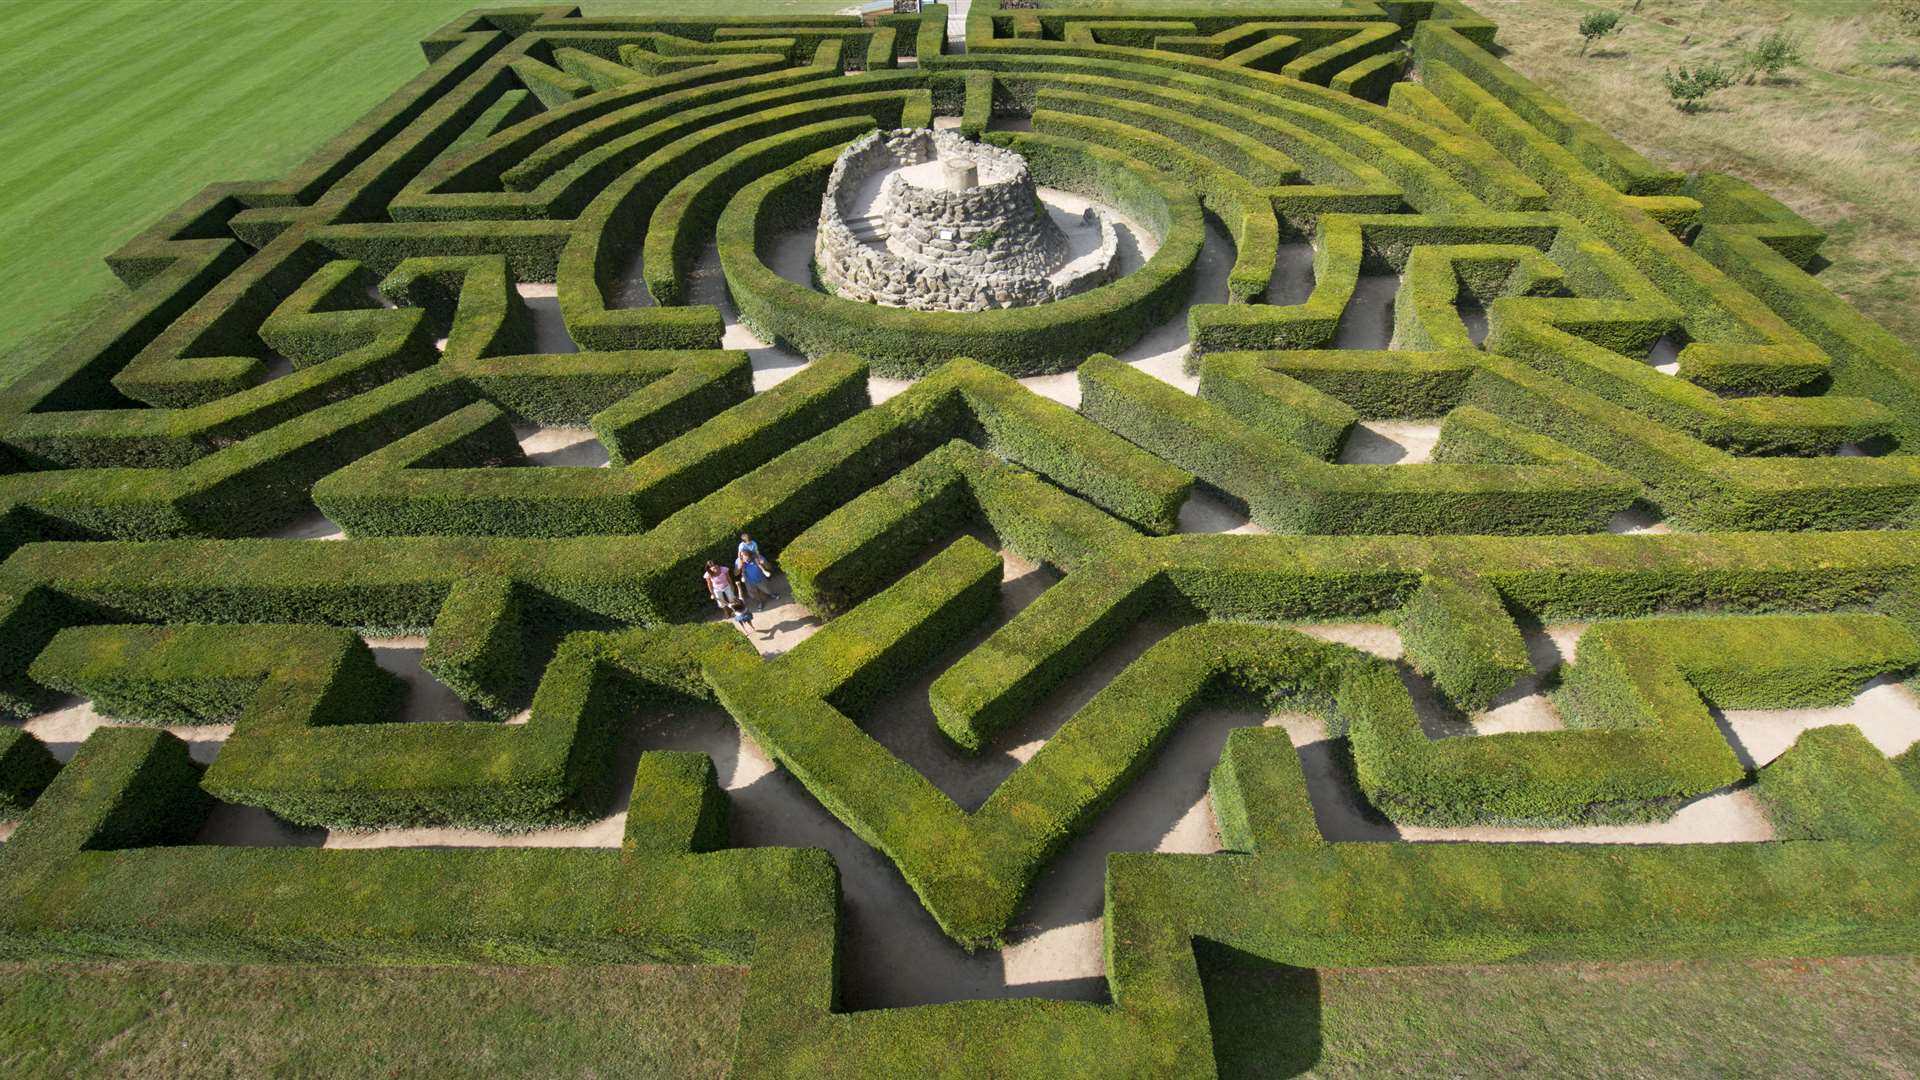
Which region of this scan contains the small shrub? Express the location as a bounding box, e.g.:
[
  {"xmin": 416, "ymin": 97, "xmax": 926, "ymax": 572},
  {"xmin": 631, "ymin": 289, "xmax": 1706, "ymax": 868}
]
[
  {"xmin": 1578, "ymin": 10, "xmax": 1623, "ymax": 55},
  {"xmin": 1742, "ymin": 27, "xmax": 1804, "ymax": 82},
  {"xmin": 1662, "ymin": 61, "xmax": 1735, "ymax": 111},
  {"xmin": 969, "ymin": 228, "xmax": 999, "ymax": 250},
  {"xmin": 1885, "ymin": 0, "xmax": 1920, "ymax": 34}
]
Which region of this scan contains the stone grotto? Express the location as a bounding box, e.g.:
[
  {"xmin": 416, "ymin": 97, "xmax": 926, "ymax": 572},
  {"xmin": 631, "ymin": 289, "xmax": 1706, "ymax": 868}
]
[{"xmin": 813, "ymin": 127, "xmax": 1120, "ymax": 312}]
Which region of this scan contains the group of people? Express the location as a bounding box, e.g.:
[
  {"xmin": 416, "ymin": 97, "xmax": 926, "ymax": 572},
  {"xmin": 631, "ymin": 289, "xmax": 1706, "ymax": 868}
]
[{"xmin": 703, "ymin": 532, "xmax": 779, "ymax": 636}]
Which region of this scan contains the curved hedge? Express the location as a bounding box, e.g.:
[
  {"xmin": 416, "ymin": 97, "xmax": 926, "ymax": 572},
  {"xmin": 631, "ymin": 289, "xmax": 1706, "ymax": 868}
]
[
  {"xmin": 717, "ymin": 131, "xmax": 1205, "ymax": 376},
  {"xmin": 8, "ymin": 3, "xmax": 1920, "ymax": 1074},
  {"xmin": 1028, "ymin": 103, "xmax": 1278, "ymax": 302},
  {"xmin": 557, "ymin": 94, "xmax": 926, "ymax": 351}
]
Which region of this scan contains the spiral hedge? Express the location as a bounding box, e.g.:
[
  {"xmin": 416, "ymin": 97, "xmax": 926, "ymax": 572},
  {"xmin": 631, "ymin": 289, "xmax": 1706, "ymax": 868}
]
[{"xmin": 4, "ymin": 2, "xmax": 1920, "ymax": 1076}]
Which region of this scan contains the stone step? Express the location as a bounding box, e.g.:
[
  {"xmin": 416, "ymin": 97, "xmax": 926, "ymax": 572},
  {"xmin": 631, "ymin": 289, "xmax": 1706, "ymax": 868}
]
[{"xmin": 846, "ymin": 215, "xmax": 888, "ymax": 242}]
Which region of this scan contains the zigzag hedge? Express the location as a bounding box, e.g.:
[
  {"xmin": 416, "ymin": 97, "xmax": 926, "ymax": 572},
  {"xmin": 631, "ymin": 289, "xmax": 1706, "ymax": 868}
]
[{"xmin": 4, "ymin": 1, "xmax": 1920, "ymax": 1076}]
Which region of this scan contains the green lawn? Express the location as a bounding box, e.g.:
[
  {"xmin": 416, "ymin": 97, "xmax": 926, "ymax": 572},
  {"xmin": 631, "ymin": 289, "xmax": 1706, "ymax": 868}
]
[
  {"xmin": 1206, "ymin": 949, "xmax": 1920, "ymax": 1079},
  {"xmin": 8, "ymin": 954, "xmax": 1919, "ymax": 1077},
  {"xmin": 0, "ymin": 0, "xmax": 851, "ymax": 386},
  {"xmin": 0, "ymin": 961, "xmax": 748, "ymax": 1078}
]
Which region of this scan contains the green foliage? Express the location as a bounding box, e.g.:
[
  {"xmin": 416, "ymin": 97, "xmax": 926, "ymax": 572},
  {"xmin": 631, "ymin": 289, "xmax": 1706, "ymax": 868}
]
[
  {"xmin": 622, "ymin": 751, "xmax": 730, "ymax": 853},
  {"xmin": 0, "ymin": 729, "xmax": 60, "ymax": 818},
  {"xmin": 1027, "ymin": 95, "xmax": 1284, "ymax": 301},
  {"xmin": 1078, "ymin": 353, "xmax": 1636, "ymax": 536},
  {"xmin": 1411, "ymin": 19, "xmax": 1683, "ymax": 195},
  {"xmin": 1209, "ymin": 728, "xmax": 1322, "ymax": 853},
  {"xmin": 0, "ymin": 725, "xmax": 840, "ymax": 978},
  {"xmin": 7, "ymin": 4, "xmax": 1920, "ymax": 1075},
  {"xmin": 1663, "ymin": 62, "xmax": 1737, "ymax": 112},
  {"xmin": 1356, "ymin": 612, "xmax": 1918, "ymax": 826},
  {"xmin": 8, "ymin": 524, "xmax": 1920, "ymax": 1072},
  {"xmin": 312, "ymin": 354, "xmax": 872, "ymax": 539},
  {"xmin": 24, "ymin": 620, "xmax": 741, "ymax": 831},
  {"xmin": 1577, "ymin": 10, "xmax": 1622, "ymax": 55},
  {"xmin": 1753, "ymin": 725, "xmax": 1920, "ymax": 840},
  {"xmin": 422, "ymin": 576, "xmax": 526, "ymax": 720},
  {"xmin": 1742, "ymin": 27, "xmax": 1805, "ymax": 82},
  {"xmin": 1393, "ymin": 574, "xmax": 1532, "ymax": 712}
]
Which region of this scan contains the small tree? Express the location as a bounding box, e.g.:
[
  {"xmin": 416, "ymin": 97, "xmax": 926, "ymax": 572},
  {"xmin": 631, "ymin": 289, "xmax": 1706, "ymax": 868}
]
[
  {"xmin": 1578, "ymin": 10, "xmax": 1624, "ymax": 55},
  {"xmin": 1886, "ymin": 0, "xmax": 1920, "ymax": 34},
  {"xmin": 1662, "ymin": 62, "xmax": 1735, "ymax": 111},
  {"xmin": 1742, "ymin": 27, "xmax": 1804, "ymax": 82}
]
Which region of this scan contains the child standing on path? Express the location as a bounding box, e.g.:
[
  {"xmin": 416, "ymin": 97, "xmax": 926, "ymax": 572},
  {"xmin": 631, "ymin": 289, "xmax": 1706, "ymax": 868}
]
[{"xmin": 728, "ymin": 598, "xmax": 763, "ymax": 637}]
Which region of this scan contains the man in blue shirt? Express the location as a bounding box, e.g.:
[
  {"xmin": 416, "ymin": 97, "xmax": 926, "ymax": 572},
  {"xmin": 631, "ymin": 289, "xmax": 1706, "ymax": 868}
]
[{"xmin": 736, "ymin": 533, "xmax": 777, "ymax": 609}]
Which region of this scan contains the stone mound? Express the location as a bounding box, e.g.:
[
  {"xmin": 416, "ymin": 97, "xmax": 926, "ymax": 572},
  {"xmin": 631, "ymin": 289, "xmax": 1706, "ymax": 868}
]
[{"xmin": 814, "ymin": 128, "xmax": 1119, "ymax": 311}]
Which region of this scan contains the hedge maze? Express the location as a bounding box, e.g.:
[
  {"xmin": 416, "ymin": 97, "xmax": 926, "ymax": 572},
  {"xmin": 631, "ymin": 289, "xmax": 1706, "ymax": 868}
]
[{"xmin": 3, "ymin": 1, "xmax": 1920, "ymax": 1075}]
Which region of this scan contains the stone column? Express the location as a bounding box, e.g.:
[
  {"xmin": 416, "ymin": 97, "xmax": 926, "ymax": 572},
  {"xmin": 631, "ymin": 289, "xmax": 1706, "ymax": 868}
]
[{"xmin": 942, "ymin": 158, "xmax": 978, "ymax": 192}]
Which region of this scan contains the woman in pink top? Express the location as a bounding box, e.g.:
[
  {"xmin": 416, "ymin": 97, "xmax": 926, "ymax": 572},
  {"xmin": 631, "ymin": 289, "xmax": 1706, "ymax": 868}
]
[{"xmin": 703, "ymin": 560, "xmax": 737, "ymax": 610}]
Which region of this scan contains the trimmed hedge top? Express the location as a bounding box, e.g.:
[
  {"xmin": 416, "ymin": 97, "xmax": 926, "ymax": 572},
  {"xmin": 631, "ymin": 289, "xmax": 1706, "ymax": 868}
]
[{"xmin": 5, "ymin": 2, "xmax": 1920, "ymax": 1076}]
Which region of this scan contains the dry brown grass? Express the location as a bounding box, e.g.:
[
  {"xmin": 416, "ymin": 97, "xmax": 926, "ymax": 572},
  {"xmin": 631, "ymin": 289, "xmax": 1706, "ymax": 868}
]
[{"xmin": 1476, "ymin": 0, "xmax": 1920, "ymax": 348}]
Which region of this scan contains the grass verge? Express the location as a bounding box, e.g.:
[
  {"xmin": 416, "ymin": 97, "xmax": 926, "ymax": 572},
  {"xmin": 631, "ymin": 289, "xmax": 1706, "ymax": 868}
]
[
  {"xmin": 7, "ymin": 953, "xmax": 1919, "ymax": 1077},
  {"xmin": 0, "ymin": 961, "xmax": 748, "ymax": 1079},
  {"xmin": 1203, "ymin": 950, "xmax": 1920, "ymax": 1080}
]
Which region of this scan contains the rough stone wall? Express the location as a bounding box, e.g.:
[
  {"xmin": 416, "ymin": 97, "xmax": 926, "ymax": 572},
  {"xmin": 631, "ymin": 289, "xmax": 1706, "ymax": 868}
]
[
  {"xmin": 814, "ymin": 128, "xmax": 1120, "ymax": 312},
  {"xmin": 882, "ymin": 171, "xmax": 1067, "ymax": 278}
]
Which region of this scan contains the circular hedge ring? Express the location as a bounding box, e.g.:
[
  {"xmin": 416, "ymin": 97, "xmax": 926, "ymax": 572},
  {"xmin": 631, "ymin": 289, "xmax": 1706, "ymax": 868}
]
[{"xmin": 718, "ymin": 130, "xmax": 1205, "ymax": 377}]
